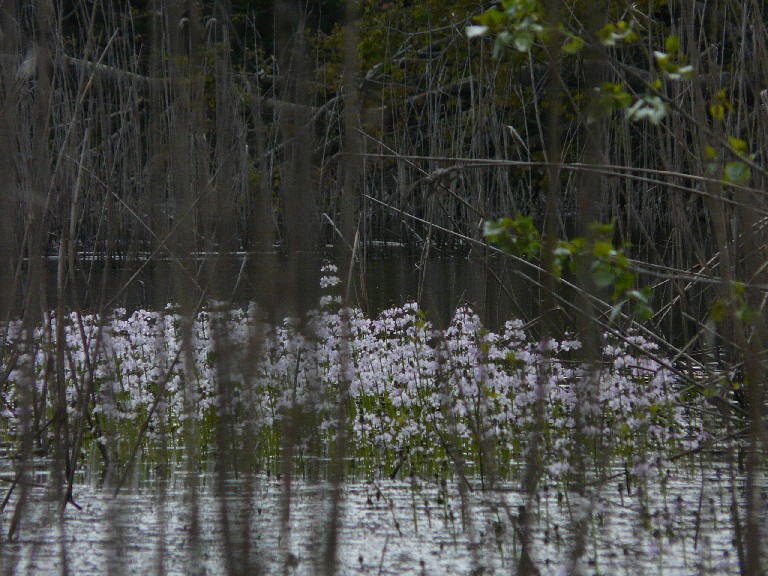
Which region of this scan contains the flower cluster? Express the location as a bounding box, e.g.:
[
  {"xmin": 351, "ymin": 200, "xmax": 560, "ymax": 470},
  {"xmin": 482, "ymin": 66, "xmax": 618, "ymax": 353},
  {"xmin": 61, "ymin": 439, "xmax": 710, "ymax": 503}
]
[{"xmin": 1, "ymin": 294, "xmax": 706, "ymax": 482}]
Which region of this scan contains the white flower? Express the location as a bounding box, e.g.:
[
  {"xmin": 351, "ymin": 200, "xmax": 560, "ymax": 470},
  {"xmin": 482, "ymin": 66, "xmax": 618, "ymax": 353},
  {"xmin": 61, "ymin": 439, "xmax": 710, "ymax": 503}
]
[
  {"xmin": 320, "ymin": 275, "xmax": 341, "ymax": 289},
  {"xmin": 626, "ymin": 96, "xmax": 668, "ymax": 124},
  {"xmin": 321, "ymin": 262, "xmax": 338, "ymax": 274}
]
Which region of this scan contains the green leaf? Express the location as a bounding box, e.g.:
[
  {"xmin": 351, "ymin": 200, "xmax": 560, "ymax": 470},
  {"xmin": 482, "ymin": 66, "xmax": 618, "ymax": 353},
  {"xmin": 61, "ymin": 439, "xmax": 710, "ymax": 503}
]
[
  {"xmin": 562, "ymin": 35, "xmax": 584, "ymax": 54},
  {"xmin": 482, "ymin": 218, "xmax": 512, "ymax": 244},
  {"xmin": 627, "ymin": 289, "xmax": 649, "ymax": 305},
  {"xmin": 593, "ymin": 269, "xmax": 616, "ymax": 288},
  {"xmin": 592, "ymin": 240, "xmax": 614, "ymax": 259},
  {"xmin": 736, "ymin": 303, "xmax": 753, "ymax": 323},
  {"xmin": 615, "ymin": 91, "xmax": 632, "ymax": 109},
  {"xmin": 710, "ymin": 102, "xmax": 725, "ymax": 121},
  {"xmin": 709, "ymin": 90, "xmax": 731, "ymax": 121},
  {"xmin": 597, "ymin": 83, "xmax": 632, "ymax": 110},
  {"xmin": 474, "ymin": 8, "xmax": 504, "ymax": 27},
  {"xmin": 599, "ymin": 20, "xmax": 637, "ymax": 46},
  {"xmin": 724, "ymin": 161, "xmax": 751, "ymax": 184},
  {"xmin": 613, "ymin": 270, "xmax": 635, "ymax": 296},
  {"xmin": 727, "ymin": 137, "xmax": 748, "ymax": 155},
  {"xmin": 498, "ymin": 30, "xmax": 513, "ymax": 46},
  {"xmin": 609, "ymin": 301, "xmax": 626, "ymax": 322},
  {"xmin": 665, "ymin": 35, "xmax": 680, "ymax": 54},
  {"xmin": 513, "ymin": 30, "xmax": 534, "ymax": 52},
  {"xmin": 598, "ymin": 23, "xmax": 616, "ymax": 44},
  {"xmin": 589, "ymin": 221, "xmax": 615, "ymax": 239},
  {"xmin": 710, "ymin": 299, "xmax": 725, "ymax": 323},
  {"xmin": 483, "ymin": 216, "xmax": 541, "ymax": 258},
  {"xmin": 488, "ymin": 8, "xmax": 506, "ymax": 25}
]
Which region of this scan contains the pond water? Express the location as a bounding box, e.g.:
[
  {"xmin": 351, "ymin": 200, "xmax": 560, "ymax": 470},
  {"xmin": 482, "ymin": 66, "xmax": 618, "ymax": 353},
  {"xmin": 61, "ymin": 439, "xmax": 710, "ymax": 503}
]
[
  {"xmin": 21, "ymin": 250, "xmax": 532, "ymax": 331},
  {"xmin": 4, "ymin": 251, "xmax": 762, "ymax": 575},
  {"xmin": 2, "ymin": 458, "xmax": 762, "ymax": 575}
]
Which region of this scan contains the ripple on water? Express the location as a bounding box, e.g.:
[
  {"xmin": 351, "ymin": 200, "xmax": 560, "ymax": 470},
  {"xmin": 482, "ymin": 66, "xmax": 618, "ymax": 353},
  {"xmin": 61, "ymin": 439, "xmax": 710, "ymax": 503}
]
[{"xmin": 1, "ymin": 462, "xmax": 764, "ymax": 575}]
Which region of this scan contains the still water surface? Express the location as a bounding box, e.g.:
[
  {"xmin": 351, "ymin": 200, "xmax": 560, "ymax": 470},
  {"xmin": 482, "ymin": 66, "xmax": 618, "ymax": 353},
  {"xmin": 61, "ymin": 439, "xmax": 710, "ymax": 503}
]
[
  {"xmin": 26, "ymin": 250, "xmax": 531, "ymax": 330},
  {"xmin": 3, "ymin": 459, "xmax": 756, "ymax": 575}
]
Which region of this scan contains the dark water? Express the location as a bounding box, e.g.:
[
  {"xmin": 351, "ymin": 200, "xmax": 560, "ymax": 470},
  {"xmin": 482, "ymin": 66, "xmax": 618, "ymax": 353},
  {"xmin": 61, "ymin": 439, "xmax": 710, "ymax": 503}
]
[{"xmin": 25, "ymin": 249, "xmax": 535, "ymax": 329}]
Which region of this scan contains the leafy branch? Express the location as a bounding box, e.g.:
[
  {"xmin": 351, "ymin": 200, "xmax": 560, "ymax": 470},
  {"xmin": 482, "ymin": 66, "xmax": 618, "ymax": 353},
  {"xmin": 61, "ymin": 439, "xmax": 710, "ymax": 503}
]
[{"xmin": 484, "ymin": 216, "xmax": 652, "ymax": 321}]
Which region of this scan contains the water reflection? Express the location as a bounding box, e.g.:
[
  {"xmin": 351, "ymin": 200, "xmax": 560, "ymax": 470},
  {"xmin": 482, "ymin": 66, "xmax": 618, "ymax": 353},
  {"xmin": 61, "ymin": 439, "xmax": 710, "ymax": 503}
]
[
  {"xmin": 1, "ymin": 461, "xmax": 755, "ymax": 576},
  {"xmin": 27, "ymin": 250, "xmax": 534, "ymax": 330}
]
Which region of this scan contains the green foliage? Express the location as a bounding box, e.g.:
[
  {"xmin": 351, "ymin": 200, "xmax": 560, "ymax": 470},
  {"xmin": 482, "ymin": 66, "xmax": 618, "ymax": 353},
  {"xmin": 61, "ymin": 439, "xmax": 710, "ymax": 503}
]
[
  {"xmin": 724, "ymin": 161, "xmax": 751, "ymax": 185},
  {"xmin": 466, "ymin": 6, "xmax": 696, "ymax": 127},
  {"xmin": 598, "ymin": 20, "xmax": 638, "ymax": 46},
  {"xmin": 482, "ymin": 216, "xmax": 540, "ymax": 259},
  {"xmin": 709, "ymin": 90, "xmax": 731, "ymax": 122},
  {"xmin": 557, "ymin": 223, "xmax": 652, "ymax": 321},
  {"xmin": 562, "ymin": 33, "xmax": 585, "ymax": 54},
  {"xmin": 704, "ymin": 133, "xmax": 755, "ymax": 186},
  {"xmin": 484, "ymin": 217, "xmax": 652, "ymax": 321},
  {"xmin": 469, "ymin": 0, "xmax": 544, "ymax": 56},
  {"xmin": 596, "ymin": 82, "xmax": 633, "ymax": 113},
  {"xmin": 647, "ymin": 34, "xmax": 694, "ymax": 81},
  {"xmin": 711, "ymin": 281, "xmax": 758, "ymax": 326},
  {"xmin": 664, "ymin": 34, "xmax": 680, "ymax": 54},
  {"xmin": 722, "ymin": 136, "xmax": 754, "ymax": 185}
]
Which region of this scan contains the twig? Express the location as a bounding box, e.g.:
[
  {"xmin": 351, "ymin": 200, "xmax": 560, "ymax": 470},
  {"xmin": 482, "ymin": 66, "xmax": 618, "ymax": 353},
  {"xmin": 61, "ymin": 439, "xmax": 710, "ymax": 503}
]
[{"xmin": 376, "ymin": 534, "xmax": 390, "ymax": 576}]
